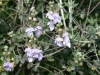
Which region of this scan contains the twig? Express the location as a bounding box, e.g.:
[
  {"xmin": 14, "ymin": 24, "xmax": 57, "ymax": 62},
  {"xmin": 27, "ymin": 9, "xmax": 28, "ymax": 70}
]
[
  {"xmin": 88, "ymin": 2, "xmax": 100, "ymax": 15},
  {"xmin": 44, "ymin": 47, "xmax": 66, "ymax": 57},
  {"xmin": 93, "ymin": 43, "xmax": 99, "ymax": 61},
  {"xmin": 38, "ymin": 65, "xmax": 53, "ymax": 74},
  {"xmin": 84, "ymin": 0, "xmax": 92, "ymax": 29},
  {"xmin": 44, "ymin": 46, "xmax": 60, "ymax": 52},
  {"xmin": 85, "ymin": 60, "xmax": 100, "ymax": 74},
  {"xmin": 75, "ymin": 0, "xmax": 85, "ymax": 14},
  {"xmin": 29, "ymin": 0, "xmax": 36, "ymax": 14},
  {"xmin": 59, "ymin": 0, "xmax": 67, "ymax": 31},
  {"xmin": 43, "ymin": 62, "xmax": 64, "ymax": 75}
]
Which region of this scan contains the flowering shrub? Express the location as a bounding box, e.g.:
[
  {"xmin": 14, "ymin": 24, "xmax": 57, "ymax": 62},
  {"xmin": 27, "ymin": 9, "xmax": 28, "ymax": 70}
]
[{"xmin": 0, "ymin": 0, "xmax": 100, "ymax": 75}]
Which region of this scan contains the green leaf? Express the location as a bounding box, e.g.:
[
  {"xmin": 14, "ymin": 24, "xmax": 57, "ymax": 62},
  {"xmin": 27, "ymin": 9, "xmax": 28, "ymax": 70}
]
[
  {"xmin": 1, "ymin": 72, "xmax": 7, "ymax": 75},
  {"xmin": 47, "ymin": 57, "xmax": 54, "ymax": 62},
  {"xmin": 77, "ymin": 71, "xmax": 84, "ymax": 75},
  {"xmin": 80, "ymin": 9, "xmax": 85, "ymax": 19},
  {"xmin": 98, "ymin": 50, "xmax": 100, "ymax": 55},
  {"xmin": 27, "ymin": 63, "xmax": 34, "ymax": 69},
  {"xmin": 9, "ymin": 45, "xmax": 15, "ymax": 51}
]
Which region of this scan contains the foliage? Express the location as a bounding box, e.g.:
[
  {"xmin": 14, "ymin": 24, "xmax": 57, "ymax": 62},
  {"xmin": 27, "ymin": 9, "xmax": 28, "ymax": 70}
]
[{"xmin": 0, "ymin": 0, "xmax": 100, "ymax": 75}]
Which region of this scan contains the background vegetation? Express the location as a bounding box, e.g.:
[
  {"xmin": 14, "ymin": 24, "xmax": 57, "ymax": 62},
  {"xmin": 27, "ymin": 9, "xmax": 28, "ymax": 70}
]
[{"xmin": 0, "ymin": 0, "xmax": 100, "ymax": 75}]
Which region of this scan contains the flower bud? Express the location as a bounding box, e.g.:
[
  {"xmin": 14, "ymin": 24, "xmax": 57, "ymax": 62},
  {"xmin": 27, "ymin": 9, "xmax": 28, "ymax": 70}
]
[
  {"xmin": 50, "ymin": 5, "xmax": 53, "ymax": 7},
  {"xmin": 29, "ymin": 40, "xmax": 32, "ymax": 42},
  {"xmin": 33, "ymin": 18, "xmax": 37, "ymax": 21},
  {"xmin": 75, "ymin": 60, "xmax": 78, "ymax": 63},
  {"xmin": 34, "ymin": 38, "xmax": 37, "ymax": 41},
  {"xmin": 78, "ymin": 58, "xmax": 81, "ymax": 61},
  {"xmin": 56, "ymin": 24, "xmax": 59, "ymax": 27},
  {"xmin": 4, "ymin": 46, "xmax": 8, "ymax": 49},
  {"xmin": 91, "ymin": 66, "xmax": 96, "ymax": 70},
  {"xmin": 31, "ymin": 13, "xmax": 34, "ymax": 16},
  {"xmin": 0, "ymin": 2, "xmax": 2, "ymax": 6},
  {"xmin": 8, "ymin": 52, "xmax": 11, "ymax": 55},
  {"xmin": 28, "ymin": 17, "xmax": 32, "ymax": 20},
  {"xmin": 79, "ymin": 62, "xmax": 83, "ymax": 66},
  {"xmin": 58, "ymin": 29, "xmax": 62, "ymax": 32},
  {"xmin": 67, "ymin": 68, "xmax": 71, "ymax": 72},
  {"xmin": 11, "ymin": 58, "xmax": 14, "ymax": 61},
  {"xmin": 3, "ymin": 52, "xmax": 6, "ymax": 55}
]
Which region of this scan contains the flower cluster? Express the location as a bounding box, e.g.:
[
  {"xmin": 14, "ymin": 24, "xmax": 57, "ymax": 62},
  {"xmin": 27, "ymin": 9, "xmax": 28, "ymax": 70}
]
[
  {"xmin": 25, "ymin": 47, "xmax": 43, "ymax": 62},
  {"xmin": 54, "ymin": 32, "xmax": 71, "ymax": 48},
  {"xmin": 46, "ymin": 11, "xmax": 61, "ymax": 31},
  {"xmin": 3, "ymin": 62, "xmax": 13, "ymax": 71},
  {"xmin": 25, "ymin": 26, "xmax": 42, "ymax": 37}
]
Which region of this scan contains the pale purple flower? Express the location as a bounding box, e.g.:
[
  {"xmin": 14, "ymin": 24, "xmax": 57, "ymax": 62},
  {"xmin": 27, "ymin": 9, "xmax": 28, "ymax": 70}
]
[
  {"xmin": 46, "ymin": 11, "xmax": 61, "ymax": 31},
  {"xmin": 35, "ymin": 26, "xmax": 42, "ymax": 31},
  {"xmin": 53, "ymin": 13, "xmax": 61, "ymax": 24},
  {"xmin": 25, "ymin": 47, "xmax": 33, "ymax": 57},
  {"xmin": 25, "ymin": 27, "xmax": 35, "ymax": 36},
  {"xmin": 46, "ymin": 11, "xmax": 54, "ymax": 20},
  {"xmin": 46, "ymin": 11, "xmax": 61, "ymax": 23},
  {"xmin": 32, "ymin": 49, "xmax": 43, "ymax": 61},
  {"xmin": 25, "ymin": 47, "xmax": 43, "ymax": 62},
  {"xmin": 47, "ymin": 21, "xmax": 55, "ymax": 31},
  {"xmin": 35, "ymin": 26, "xmax": 42, "ymax": 37},
  {"xmin": 3, "ymin": 62, "xmax": 13, "ymax": 71},
  {"xmin": 62, "ymin": 32, "xmax": 71, "ymax": 48},
  {"xmin": 25, "ymin": 47, "xmax": 35, "ymax": 62},
  {"xmin": 55, "ymin": 37, "xmax": 63, "ymax": 47}
]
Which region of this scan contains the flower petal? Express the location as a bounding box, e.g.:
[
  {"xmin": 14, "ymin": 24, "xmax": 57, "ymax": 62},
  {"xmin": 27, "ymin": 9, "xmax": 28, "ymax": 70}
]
[
  {"xmin": 28, "ymin": 57, "xmax": 33, "ymax": 62},
  {"xmin": 38, "ymin": 53, "xmax": 43, "ymax": 61},
  {"xmin": 35, "ymin": 30, "xmax": 41, "ymax": 37}
]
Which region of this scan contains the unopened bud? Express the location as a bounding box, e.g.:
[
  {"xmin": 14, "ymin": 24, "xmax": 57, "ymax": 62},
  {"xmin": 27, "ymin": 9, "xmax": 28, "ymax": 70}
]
[
  {"xmin": 34, "ymin": 38, "xmax": 36, "ymax": 41},
  {"xmin": 58, "ymin": 29, "xmax": 62, "ymax": 32},
  {"xmin": 3, "ymin": 52, "xmax": 6, "ymax": 55},
  {"xmin": 11, "ymin": 58, "xmax": 14, "ymax": 61},
  {"xmin": 8, "ymin": 52, "xmax": 11, "ymax": 55},
  {"xmin": 31, "ymin": 13, "xmax": 34, "ymax": 16},
  {"xmin": 4, "ymin": 46, "xmax": 8, "ymax": 49},
  {"xmin": 67, "ymin": 68, "xmax": 71, "ymax": 72},
  {"xmin": 78, "ymin": 58, "xmax": 81, "ymax": 61},
  {"xmin": 29, "ymin": 40, "xmax": 32, "ymax": 42},
  {"xmin": 33, "ymin": 18, "xmax": 37, "ymax": 21},
  {"xmin": 91, "ymin": 66, "xmax": 96, "ymax": 70},
  {"xmin": 0, "ymin": 2, "xmax": 2, "ymax": 6},
  {"xmin": 75, "ymin": 60, "xmax": 78, "ymax": 63},
  {"xmin": 79, "ymin": 62, "xmax": 83, "ymax": 66},
  {"xmin": 28, "ymin": 17, "xmax": 32, "ymax": 20}
]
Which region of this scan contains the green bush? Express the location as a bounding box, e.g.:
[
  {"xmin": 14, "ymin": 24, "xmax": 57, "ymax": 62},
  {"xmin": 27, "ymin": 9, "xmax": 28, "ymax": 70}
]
[{"xmin": 0, "ymin": 0, "xmax": 100, "ymax": 75}]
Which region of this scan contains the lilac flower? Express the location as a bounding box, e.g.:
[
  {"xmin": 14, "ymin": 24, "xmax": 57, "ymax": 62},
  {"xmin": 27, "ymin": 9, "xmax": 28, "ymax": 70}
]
[
  {"xmin": 62, "ymin": 32, "xmax": 71, "ymax": 48},
  {"xmin": 25, "ymin": 47, "xmax": 43, "ymax": 62},
  {"xmin": 53, "ymin": 13, "xmax": 61, "ymax": 24},
  {"xmin": 46, "ymin": 11, "xmax": 61, "ymax": 31},
  {"xmin": 35, "ymin": 26, "xmax": 42, "ymax": 37},
  {"xmin": 47, "ymin": 21, "xmax": 55, "ymax": 31},
  {"xmin": 32, "ymin": 49, "xmax": 43, "ymax": 61},
  {"xmin": 54, "ymin": 37, "xmax": 63, "ymax": 47},
  {"xmin": 46, "ymin": 11, "xmax": 61, "ymax": 24},
  {"xmin": 46, "ymin": 11, "xmax": 54, "ymax": 20},
  {"xmin": 25, "ymin": 47, "xmax": 34, "ymax": 62},
  {"xmin": 25, "ymin": 27, "xmax": 35, "ymax": 36},
  {"xmin": 3, "ymin": 62, "xmax": 13, "ymax": 71},
  {"xmin": 25, "ymin": 47, "xmax": 33, "ymax": 57}
]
